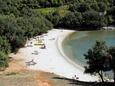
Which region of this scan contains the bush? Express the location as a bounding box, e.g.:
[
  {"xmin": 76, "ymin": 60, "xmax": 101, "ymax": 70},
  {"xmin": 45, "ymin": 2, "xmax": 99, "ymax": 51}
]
[{"xmin": 0, "ymin": 52, "xmax": 8, "ymax": 70}]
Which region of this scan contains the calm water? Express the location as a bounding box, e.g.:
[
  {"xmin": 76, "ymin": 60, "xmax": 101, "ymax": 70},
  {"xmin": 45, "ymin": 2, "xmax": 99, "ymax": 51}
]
[{"xmin": 63, "ymin": 30, "xmax": 115, "ymax": 67}]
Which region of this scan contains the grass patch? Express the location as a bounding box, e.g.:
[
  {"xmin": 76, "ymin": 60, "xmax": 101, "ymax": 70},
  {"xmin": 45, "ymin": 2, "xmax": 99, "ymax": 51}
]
[
  {"xmin": 5, "ymin": 72, "xmax": 18, "ymax": 76},
  {"xmin": 0, "ymin": 71, "xmax": 39, "ymax": 86},
  {"xmin": 35, "ymin": 5, "xmax": 70, "ymax": 17},
  {"xmin": 57, "ymin": 5, "xmax": 70, "ymax": 17},
  {"xmin": 35, "ymin": 7, "xmax": 56, "ymax": 15}
]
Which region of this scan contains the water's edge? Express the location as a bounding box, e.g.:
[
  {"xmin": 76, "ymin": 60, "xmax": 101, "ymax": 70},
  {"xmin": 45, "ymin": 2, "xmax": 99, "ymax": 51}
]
[
  {"xmin": 61, "ymin": 30, "xmax": 115, "ymax": 80},
  {"xmin": 56, "ymin": 31, "xmax": 84, "ymax": 71}
]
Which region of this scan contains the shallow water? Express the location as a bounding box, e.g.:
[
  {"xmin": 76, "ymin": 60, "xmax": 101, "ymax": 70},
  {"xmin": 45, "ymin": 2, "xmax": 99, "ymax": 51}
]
[{"xmin": 63, "ymin": 30, "xmax": 115, "ymax": 67}]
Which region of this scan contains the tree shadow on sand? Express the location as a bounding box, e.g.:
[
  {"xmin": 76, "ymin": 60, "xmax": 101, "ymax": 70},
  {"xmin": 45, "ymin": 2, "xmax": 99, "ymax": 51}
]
[{"xmin": 52, "ymin": 77, "xmax": 115, "ymax": 86}]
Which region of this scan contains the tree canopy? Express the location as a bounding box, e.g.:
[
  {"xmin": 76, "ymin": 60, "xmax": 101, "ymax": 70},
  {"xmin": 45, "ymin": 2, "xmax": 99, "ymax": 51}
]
[
  {"xmin": 84, "ymin": 41, "xmax": 115, "ymax": 82},
  {"xmin": 0, "ymin": 0, "xmax": 53, "ymax": 69},
  {"xmin": 44, "ymin": 0, "xmax": 115, "ymax": 29}
]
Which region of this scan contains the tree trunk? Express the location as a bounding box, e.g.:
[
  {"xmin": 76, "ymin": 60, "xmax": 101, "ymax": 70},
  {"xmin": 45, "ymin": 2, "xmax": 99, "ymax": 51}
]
[
  {"xmin": 98, "ymin": 71, "xmax": 104, "ymax": 82},
  {"xmin": 114, "ymin": 72, "xmax": 115, "ymax": 83}
]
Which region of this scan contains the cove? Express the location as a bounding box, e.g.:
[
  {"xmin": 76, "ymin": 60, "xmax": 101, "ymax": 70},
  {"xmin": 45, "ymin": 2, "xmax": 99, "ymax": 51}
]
[{"xmin": 62, "ymin": 30, "xmax": 115, "ymax": 67}]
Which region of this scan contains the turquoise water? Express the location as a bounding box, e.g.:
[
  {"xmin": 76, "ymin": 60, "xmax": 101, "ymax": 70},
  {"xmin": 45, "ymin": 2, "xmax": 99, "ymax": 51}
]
[{"xmin": 63, "ymin": 30, "xmax": 115, "ymax": 67}]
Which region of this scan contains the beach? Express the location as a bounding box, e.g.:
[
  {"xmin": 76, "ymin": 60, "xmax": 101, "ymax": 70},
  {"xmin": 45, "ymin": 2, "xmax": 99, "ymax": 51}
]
[{"xmin": 13, "ymin": 29, "xmax": 98, "ymax": 82}]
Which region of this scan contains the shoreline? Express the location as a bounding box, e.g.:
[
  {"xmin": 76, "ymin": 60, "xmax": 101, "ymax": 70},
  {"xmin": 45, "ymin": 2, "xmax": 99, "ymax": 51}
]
[
  {"xmin": 56, "ymin": 30, "xmax": 84, "ymax": 71},
  {"xmin": 12, "ymin": 29, "xmax": 98, "ymax": 81}
]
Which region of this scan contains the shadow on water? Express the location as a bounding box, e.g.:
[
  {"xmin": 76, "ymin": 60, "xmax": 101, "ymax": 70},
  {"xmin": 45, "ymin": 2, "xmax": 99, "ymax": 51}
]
[{"xmin": 52, "ymin": 77, "xmax": 115, "ymax": 86}]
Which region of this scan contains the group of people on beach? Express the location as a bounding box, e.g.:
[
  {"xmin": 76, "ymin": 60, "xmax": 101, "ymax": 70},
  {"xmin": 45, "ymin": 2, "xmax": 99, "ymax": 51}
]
[
  {"xmin": 25, "ymin": 33, "xmax": 51, "ymax": 66},
  {"xmin": 72, "ymin": 75, "xmax": 79, "ymax": 80}
]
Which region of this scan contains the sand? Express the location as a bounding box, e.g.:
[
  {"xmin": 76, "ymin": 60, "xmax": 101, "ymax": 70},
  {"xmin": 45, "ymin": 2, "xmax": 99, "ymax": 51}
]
[{"xmin": 14, "ymin": 29, "xmax": 98, "ymax": 82}]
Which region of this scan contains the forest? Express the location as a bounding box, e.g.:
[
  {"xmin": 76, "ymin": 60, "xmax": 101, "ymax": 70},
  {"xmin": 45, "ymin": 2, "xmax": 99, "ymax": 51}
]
[
  {"xmin": 0, "ymin": 0, "xmax": 115, "ymax": 69},
  {"xmin": 0, "ymin": 0, "xmax": 53, "ymax": 69},
  {"xmin": 44, "ymin": 0, "xmax": 115, "ymax": 29}
]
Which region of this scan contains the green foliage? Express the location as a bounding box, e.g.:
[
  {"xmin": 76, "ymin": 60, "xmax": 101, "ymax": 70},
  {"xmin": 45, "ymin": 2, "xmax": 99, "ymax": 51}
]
[
  {"xmin": 0, "ymin": 0, "xmax": 53, "ymax": 52},
  {"xmin": 61, "ymin": 12, "xmax": 82, "ymax": 28},
  {"xmin": 61, "ymin": 0, "xmax": 115, "ymax": 29},
  {"xmin": 90, "ymin": 3, "xmax": 99, "ymax": 11},
  {"xmin": 84, "ymin": 41, "xmax": 108, "ymax": 71},
  {"xmin": 84, "ymin": 41, "xmax": 115, "ymax": 82},
  {"xmin": 34, "ymin": 0, "xmax": 70, "ymax": 7},
  {"xmin": 0, "ymin": 0, "xmax": 53, "ymax": 70},
  {"xmin": 84, "ymin": 41, "xmax": 108, "ymax": 82},
  {"xmin": 56, "ymin": 5, "xmax": 70, "ymax": 17},
  {"xmin": 61, "ymin": 10, "xmax": 107, "ymax": 29},
  {"xmin": 37, "ymin": 5, "xmax": 69, "ymax": 17},
  {"xmin": 0, "ymin": 52, "xmax": 8, "ymax": 70},
  {"xmin": 35, "ymin": 7, "xmax": 56, "ymax": 15},
  {"xmin": 108, "ymin": 6, "xmax": 115, "ymax": 23},
  {"xmin": 22, "ymin": 0, "xmax": 115, "ymax": 29},
  {"xmin": 46, "ymin": 10, "xmax": 63, "ymax": 27},
  {"xmin": 0, "ymin": 14, "xmax": 25, "ymax": 51},
  {"xmin": 69, "ymin": 2, "xmax": 90, "ymax": 12},
  {"xmin": 0, "ymin": 36, "xmax": 11, "ymax": 54},
  {"xmin": 82, "ymin": 11, "xmax": 106, "ymax": 28},
  {"xmin": 97, "ymin": 2, "xmax": 107, "ymax": 12}
]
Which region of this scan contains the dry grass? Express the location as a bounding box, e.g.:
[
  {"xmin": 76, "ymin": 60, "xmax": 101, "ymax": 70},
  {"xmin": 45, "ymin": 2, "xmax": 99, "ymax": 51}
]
[
  {"xmin": 0, "ymin": 55, "xmax": 75, "ymax": 86},
  {"xmin": 0, "ymin": 58, "xmax": 38, "ymax": 86}
]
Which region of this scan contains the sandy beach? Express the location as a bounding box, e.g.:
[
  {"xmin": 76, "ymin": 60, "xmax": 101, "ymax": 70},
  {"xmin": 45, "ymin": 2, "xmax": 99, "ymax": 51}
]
[{"xmin": 13, "ymin": 29, "xmax": 98, "ymax": 82}]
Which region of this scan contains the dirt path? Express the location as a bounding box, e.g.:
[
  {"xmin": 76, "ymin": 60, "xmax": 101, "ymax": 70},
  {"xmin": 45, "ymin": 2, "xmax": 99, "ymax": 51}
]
[{"xmin": 35, "ymin": 71, "xmax": 54, "ymax": 86}]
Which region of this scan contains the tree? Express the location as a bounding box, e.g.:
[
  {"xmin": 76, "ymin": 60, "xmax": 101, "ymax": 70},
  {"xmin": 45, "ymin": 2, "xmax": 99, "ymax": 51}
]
[
  {"xmin": 108, "ymin": 6, "xmax": 115, "ymax": 24},
  {"xmin": 82, "ymin": 10, "xmax": 105, "ymax": 28},
  {"xmin": 69, "ymin": 2, "xmax": 90, "ymax": 12},
  {"xmin": 97, "ymin": 2, "xmax": 107, "ymax": 12},
  {"xmin": 77, "ymin": 2, "xmax": 90, "ymax": 13},
  {"xmin": 90, "ymin": 3, "xmax": 99, "ymax": 11},
  {"xmin": 22, "ymin": 0, "xmax": 40, "ymax": 8},
  {"xmin": 0, "ymin": 36, "xmax": 11, "ymax": 54},
  {"xmin": 46, "ymin": 10, "xmax": 61, "ymax": 27},
  {"xmin": 84, "ymin": 41, "xmax": 109, "ymax": 82},
  {"xmin": 61, "ymin": 12, "xmax": 82, "ymax": 28}
]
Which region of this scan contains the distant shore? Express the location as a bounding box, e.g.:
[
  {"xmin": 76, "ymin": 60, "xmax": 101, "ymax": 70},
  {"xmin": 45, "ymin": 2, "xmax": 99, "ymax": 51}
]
[
  {"xmin": 102, "ymin": 26, "xmax": 115, "ymax": 30},
  {"xmin": 12, "ymin": 29, "xmax": 98, "ymax": 82}
]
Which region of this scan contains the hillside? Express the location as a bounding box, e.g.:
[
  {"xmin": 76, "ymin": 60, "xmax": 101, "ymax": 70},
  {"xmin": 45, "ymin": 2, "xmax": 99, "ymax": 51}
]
[{"xmin": 0, "ymin": 0, "xmax": 115, "ymax": 86}]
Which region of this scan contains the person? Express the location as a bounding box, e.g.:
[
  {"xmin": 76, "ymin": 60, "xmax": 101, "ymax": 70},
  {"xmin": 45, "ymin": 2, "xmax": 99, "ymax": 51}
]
[
  {"xmin": 74, "ymin": 75, "xmax": 79, "ymax": 80},
  {"xmin": 43, "ymin": 44, "xmax": 46, "ymax": 49}
]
